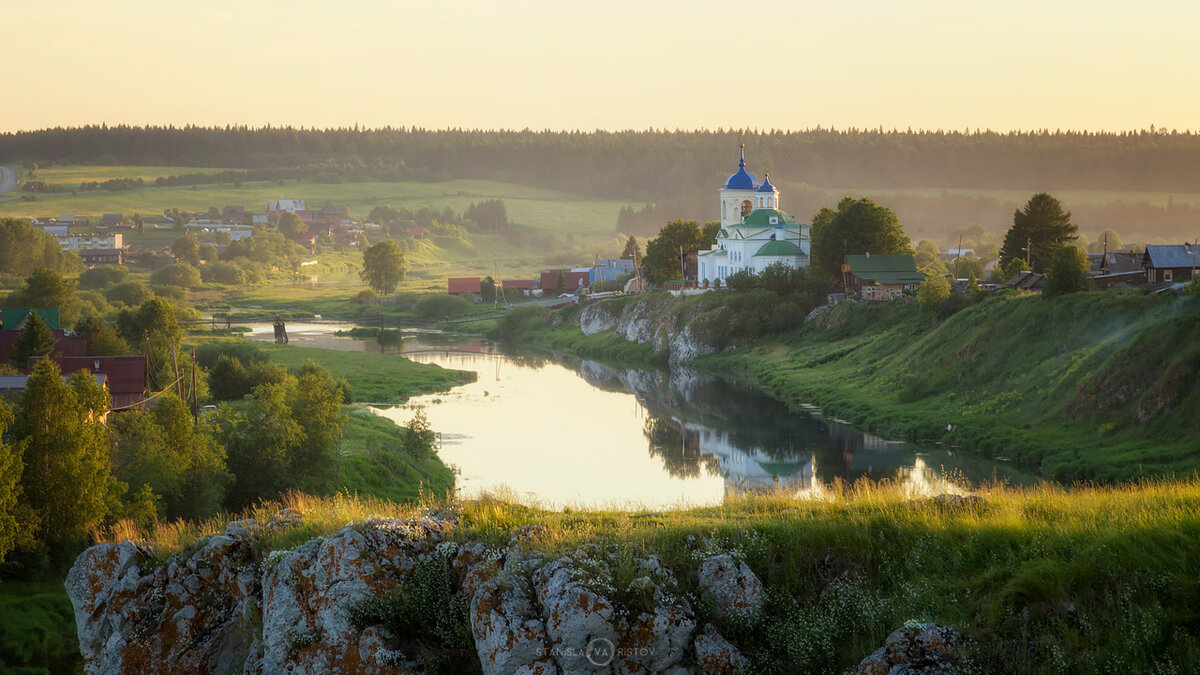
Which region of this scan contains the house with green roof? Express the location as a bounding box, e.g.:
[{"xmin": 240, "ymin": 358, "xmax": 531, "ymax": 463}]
[
  {"xmin": 842, "ymin": 253, "xmax": 925, "ymax": 300},
  {"xmin": 697, "ymin": 145, "xmax": 812, "ymax": 286}
]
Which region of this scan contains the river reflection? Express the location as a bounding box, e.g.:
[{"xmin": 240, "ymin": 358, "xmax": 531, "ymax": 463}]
[
  {"xmin": 244, "ymin": 323, "xmax": 1034, "ymax": 507},
  {"xmin": 376, "ymin": 345, "xmax": 1035, "ymax": 508}
]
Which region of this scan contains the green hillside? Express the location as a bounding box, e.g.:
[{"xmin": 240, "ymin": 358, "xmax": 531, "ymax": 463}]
[{"xmin": 705, "ymin": 290, "xmax": 1200, "ymax": 481}]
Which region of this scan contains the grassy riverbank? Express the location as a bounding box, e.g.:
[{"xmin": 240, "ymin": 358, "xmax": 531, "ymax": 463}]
[
  {"xmin": 94, "ymin": 479, "xmax": 1200, "ymax": 673},
  {"xmin": 701, "ymin": 290, "xmax": 1200, "ymax": 481},
  {"xmin": 252, "ymin": 342, "xmax": 475, "ymax": 404},
  {"xmin": 501, "ymin": 288, "xmax": 1199, "ymax": 482}
]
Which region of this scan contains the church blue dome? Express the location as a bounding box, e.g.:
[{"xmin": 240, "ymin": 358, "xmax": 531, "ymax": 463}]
[
  {"xmin": 757, "ymin": 174, "xmax": 776, "ymax": 192},
  {"xmin": 723, "ymin": 145, "xmax": 759, "ymax": 190}
]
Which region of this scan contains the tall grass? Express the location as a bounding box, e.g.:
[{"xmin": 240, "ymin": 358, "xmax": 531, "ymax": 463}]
[{"xmin": 83, "ymin": 478, "xmax": 1200, "ymax": 672}]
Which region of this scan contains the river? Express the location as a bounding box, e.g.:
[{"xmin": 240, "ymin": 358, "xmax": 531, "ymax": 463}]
[{"xmin": 246, "ymin": 321, "xmax": 1036, "ymax": 508}]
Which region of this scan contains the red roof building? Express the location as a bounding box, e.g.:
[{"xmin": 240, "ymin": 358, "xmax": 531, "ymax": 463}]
[
  {"xmin": 539, "ymin": 269, "xmax": 591, "ymax": 293},
  {"xmin": 501, "ymin": 279, "xmax": 536, "ymax": 292},
  {"xmin": 447, "ymin": 277, "xmax": 482, "ymax": 296},
  {"xmin": 0, "ymin": 329, "xmax": 87, "ymax": 366},
  {"xmin": 38, "ymin": 356, "xmax": 147, "ymax": 410}
]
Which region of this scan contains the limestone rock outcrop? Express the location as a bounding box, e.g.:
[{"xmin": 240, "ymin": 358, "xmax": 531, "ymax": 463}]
[{"xmin": 67, "ymin": 516, "xmax": 770, "ymax": 674}]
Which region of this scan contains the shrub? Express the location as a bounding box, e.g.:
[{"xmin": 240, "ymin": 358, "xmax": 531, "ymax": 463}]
[
  {"xmin": 199, "ymin": 261, "xmax": 246, "ymax": 285},
  {"xmin": 489, "ymin": 305, "xmax": 548, "ymax": 341},
  {"xmin": 78, "ymin": 265, "xmax": 128, "ymax": 290},
  {"xmin": 104, "ymin": 281, "xmax": 154, "ymax": 307},
  {"xmin": 151, "ymin": 262, "xmax": 201, "ymax": 288},
  {"xmin": 413, "ymin": 294, "xmax": 471, "ymax": 320},
  {"xmin": 917, "ymin": 273, "xmax": 950, "ymax": 309}
]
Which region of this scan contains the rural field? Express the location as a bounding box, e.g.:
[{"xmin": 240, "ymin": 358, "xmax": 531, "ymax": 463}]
[{"xmin": 0, "ymin": 166, "xmax": 626, "ymax": 239}]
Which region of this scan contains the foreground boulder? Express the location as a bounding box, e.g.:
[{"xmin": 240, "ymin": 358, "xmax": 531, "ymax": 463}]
[
  {"xmin": 852, "ymin": 622, "xmax": 962, "ymax": 674},
  {"xmin": 67, "ymin": 517, "xmax": 765, "ymax": 674}
]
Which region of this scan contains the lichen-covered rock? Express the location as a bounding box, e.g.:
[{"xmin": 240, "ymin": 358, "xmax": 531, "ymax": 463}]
[
  {"xmin": 852, "ymin": 622, "xmax": 962, "ymax": 674},
  {"xmin": 454, "ymin": 542, "xmax": 499, "ymax": 603},
  {"xmin": 580, "ymin": 303, "xmax": 618, "ymax": 335},
  {"xmin": 65, "ymin": 533, "xmax": 261, "ymax": 675},
  {"xmin": 533, "ymin": 554, "xmax": 619, "ymax": 672},
  {"xmin": 696, "ymin": 555, "xmax": 763, "ymax": 620},
  {"xmin": 667, "ymin": 322, "xmax": 716, "ymax": 366},
  {"xmin": 693, "ymin": 623, "xmax": 748, "ymax": 674},
  {"xmin": 471, "ymin": 574, "xmax": 558, "ymax": 675},
  {"xmin": 261, "ymin": 516, "xmax": 455, "ymax": 674}
]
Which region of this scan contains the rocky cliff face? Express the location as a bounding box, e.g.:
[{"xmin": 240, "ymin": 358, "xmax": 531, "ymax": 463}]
[
  {"xmin": 580, "ymin": 296, "xmax": 719, "ymax": 366},
  {"xmin": 66, "ymin": 514, "xmax": 764, "ymax": 674}
]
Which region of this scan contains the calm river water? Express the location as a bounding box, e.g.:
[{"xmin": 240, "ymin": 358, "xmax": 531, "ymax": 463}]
[{"xmin": 247, "ymin": 322, "xmax": 1035, "ymax": 508}]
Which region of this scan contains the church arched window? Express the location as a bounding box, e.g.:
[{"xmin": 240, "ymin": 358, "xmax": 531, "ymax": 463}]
[{"xmin": 741, "ymin": 200, "xmax": 752, "ymax": 217}]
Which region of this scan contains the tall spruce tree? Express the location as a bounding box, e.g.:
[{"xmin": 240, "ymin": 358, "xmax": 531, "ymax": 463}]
[
  {"xmin": 10, "ymin": 311, "xmax": 57, "ymax": 368},
  {"xmin": 1000, "ymin": 193, "xmax": 1077, "ymax": 274}
]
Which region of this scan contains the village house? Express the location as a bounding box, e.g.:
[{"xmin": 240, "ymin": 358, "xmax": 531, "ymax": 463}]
[
  {"xmin": 39, "ymin": 355, "xmax": 147, "ymax": 410},
  {"xmin": 80, "ymin": 248, "xmax": 124, "ymax": 266},
  {"xmin": 501, "ymin": 279, "xmax": 537, "ymax": 296},
  {"xmin": 222, "ymin": 206, "xmax": 248, "ymax": 224},
  {"xmin": 593, "ymin": 258, "xmax": 636, "ymax": 282},
  {"xmin": 540, "ymin": 269, "xmax": 592, "ymax": 294},
  {"xmin": 1142, "ymin": 244, "xmax": 1199, "ymax": 284},
  {"xmin": 0, "ymin": 308, "xmax": 87, "ymax": 365},
  {"xmin": 57, "ymin": 232, "xmax": 123, "ymax": 252},
  {"xmin": 448, "ymin": 277, "xmax": 482, "ymax": 300},
  {"xmin": 843, "ymin": 254, "xmax": 924, "ymax": 300},
  {"xmin": 1006, "ymin": 270, "xmax": 1046, "ymax": 292},
  {"xmin": 697, "ymin": 146, "xmax": 812, "ymax": 286},
  {"xmin": 1089, "ymin": 251, "xmax": 1146, "ymax": 289},
  {"xmin": 101, "ymin": 213, "xmax": 124, "ymax": 227},
  {"xmin": 267, "ymin": 199, "xmax": 306, "ymax": 214}
]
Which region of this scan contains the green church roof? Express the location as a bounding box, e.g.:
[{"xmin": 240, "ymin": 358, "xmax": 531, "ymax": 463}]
[
  {"xmin": 755, "ymin": 239, "xmax": 805, "ymax": 257},
  {"xmin": 741, "ymin": 208, "xmax": 801, "ymax": 227}
]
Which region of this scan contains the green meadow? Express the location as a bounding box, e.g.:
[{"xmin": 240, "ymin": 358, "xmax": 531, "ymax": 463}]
[
  {"xmin": 16, "ymin": 165, "xmax": 229, "ymax": 185},
  {"xmin": 0, "ymin": 168, "xmax": 626, "ymax": 239}
]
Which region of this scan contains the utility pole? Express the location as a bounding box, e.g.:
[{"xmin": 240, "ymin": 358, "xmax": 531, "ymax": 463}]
[
  {"xmin": 172, "ymin": 340, "xmax": 182, "ymax": 398},
  {"xmin": 1101, "ymin": 233, "xmax": 1108, "ymax": 274},
  {"xmin": 191, "ymin": 347, "xmax": 198, "ymax": 421},
  {"xmin": 953, "ymin": 231, "xmax": 963, "ymax": 280},
  {"xmin": 143, "ymin": 330, "xmax": 150, "ymax": 400},
  {"xmin": 1025, "ymin": 237, "xmax": 1032, "ymax": 268}
]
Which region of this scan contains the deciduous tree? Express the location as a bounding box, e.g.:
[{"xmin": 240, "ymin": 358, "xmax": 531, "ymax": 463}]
[
  {"xmin": 917, "ymin": 273, "xmax": 951, "ymax": 309},
  {"xmin": 277, "ymin": 212, "xmax": 308, "ymax": 240},
  {"xmin": 810, "ymin": 197, "xmax": 913, "ymax": 279},
  {"xmin": 644, "ymin": 220, "xmax": 720, "ymax": 285},
  {"xmin": 360, "ymin": 240, "xmax": 406, "ymax": 294},
  {"xmin": 13, "ymin": 360, "xmax": 115, "ymax": 553},
  {"xmin": 171, "ymin": 234, "xmax": 201, "ymax": 265},
  {"xmin": 1044, "ymin": 245, "xmax": 1092, "ymax": 297}
]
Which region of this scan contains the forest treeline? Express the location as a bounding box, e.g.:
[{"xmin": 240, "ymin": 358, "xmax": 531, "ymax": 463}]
[{"xmin": 7, "ymin": 125, "xmax": 1200, "ymax": 199}]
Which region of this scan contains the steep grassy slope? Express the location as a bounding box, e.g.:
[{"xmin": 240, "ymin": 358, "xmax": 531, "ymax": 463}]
[{"xmin": 706, "ymin": 290, "xmax": 1199, "ymax": 480}]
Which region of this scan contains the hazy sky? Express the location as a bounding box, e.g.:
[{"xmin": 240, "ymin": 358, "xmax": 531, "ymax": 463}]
[{"xmin": 5, "ymin": 0, "xmax": 1197, "ymax": 133}]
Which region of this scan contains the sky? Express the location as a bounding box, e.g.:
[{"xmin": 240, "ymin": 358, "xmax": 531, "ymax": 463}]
[{"xmin": 4, "ymin": 0, "xmax": 1198, "ymax": 133}]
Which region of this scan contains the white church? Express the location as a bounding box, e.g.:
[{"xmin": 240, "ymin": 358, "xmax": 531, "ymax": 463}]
[{"xmin": 697, "ymin": 146, "xmax": 811, "ymax": 285}]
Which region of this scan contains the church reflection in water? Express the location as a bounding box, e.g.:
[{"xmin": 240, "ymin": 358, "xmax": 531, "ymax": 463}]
[{"xmin": 577, "ymin": 360, "xmax": 1032, "ymax": 496}]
